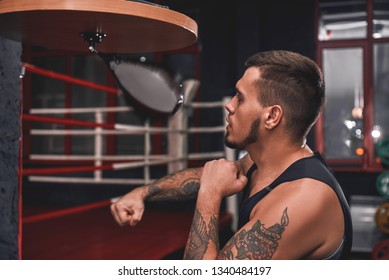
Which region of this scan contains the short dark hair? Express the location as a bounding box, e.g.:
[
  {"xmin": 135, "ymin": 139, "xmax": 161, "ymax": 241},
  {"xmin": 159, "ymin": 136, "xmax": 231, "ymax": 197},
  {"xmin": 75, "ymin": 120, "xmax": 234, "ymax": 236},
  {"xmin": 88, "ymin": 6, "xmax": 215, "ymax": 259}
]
[{"xmin": 245, "ymin": 50, "xmax": 325, "ymax": 142}]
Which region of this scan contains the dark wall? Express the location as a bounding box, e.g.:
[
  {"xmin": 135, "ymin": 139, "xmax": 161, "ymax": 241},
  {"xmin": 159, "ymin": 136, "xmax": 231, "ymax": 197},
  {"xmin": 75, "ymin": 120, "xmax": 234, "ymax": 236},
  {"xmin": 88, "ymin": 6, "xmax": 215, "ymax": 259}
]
[
  {"xmin": 194, "ymin": 0, "xmax": 316, "ymax": 151},
  {"xmin": 0, "ymin": 37, "xmax": 22, "ymax": 259},
  {"xmin": 335, "ymin": 171, "xmax": 382, "ymax": 202},
  {"xmin": 195, "ymin": 0, "xmax": 316, "ymax": 100}
]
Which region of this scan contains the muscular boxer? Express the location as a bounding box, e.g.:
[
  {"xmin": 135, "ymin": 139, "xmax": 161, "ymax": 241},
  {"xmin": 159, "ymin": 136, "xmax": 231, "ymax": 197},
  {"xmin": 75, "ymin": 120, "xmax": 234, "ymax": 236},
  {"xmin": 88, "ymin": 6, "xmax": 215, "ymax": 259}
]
[{"xmin": 111, "ymin": 50, "xmax": 352, "ymax": 260}]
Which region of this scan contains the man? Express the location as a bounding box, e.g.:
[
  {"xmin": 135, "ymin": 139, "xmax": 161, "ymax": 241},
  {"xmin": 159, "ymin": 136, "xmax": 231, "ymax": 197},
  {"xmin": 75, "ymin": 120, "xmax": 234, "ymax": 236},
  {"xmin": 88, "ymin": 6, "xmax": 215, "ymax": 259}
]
[{"xmin": 111, "ymin": 50, "xmax": 353, "ymax": 260}]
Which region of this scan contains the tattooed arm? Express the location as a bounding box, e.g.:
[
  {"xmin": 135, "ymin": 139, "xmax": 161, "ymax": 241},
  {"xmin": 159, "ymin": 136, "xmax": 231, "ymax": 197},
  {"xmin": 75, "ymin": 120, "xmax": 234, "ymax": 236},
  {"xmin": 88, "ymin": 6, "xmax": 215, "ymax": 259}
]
[
  {"xmin": 111, "ymin": 154, "xmax": 253, "ymax": 227},
  {"xmin": 183, "ymin": 158, "xmax": 290, "ymax": 260},
  {"xmin": 184, "ymin": 159, "xmax": 248, "ymax": 259},
  {"xmin": 146, "ymin": 168, "xmax": 202, "ymax": 201},
  {"xmin": 218, "ymin": 208, "xmax": 289, "ymax": 260},
  {"xmin": 111, "ymin": 168, "xmax": 202, "ymax": 226},
  {"xmin": 185, "ymin": 206, "xmax": 289, "ymax": 260},
  {"xmin": 184, "ymin": 157, "xmax": 343, "ymax": 259}
]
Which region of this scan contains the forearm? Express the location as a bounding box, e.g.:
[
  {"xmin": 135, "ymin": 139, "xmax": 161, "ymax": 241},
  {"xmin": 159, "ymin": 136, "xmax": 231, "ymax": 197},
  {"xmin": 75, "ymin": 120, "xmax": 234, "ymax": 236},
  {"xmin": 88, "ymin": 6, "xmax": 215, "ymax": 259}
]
[
  {"xmin": 183, "ymin": 190, "xmax": 222, "ymax": 260},
  {"xmin": 144, "ymin": 167, "xmax": 202, "ymax": 201},
  {"xmin": 183, "ymin": 159, "xmax": 248, "ymax": 260}
]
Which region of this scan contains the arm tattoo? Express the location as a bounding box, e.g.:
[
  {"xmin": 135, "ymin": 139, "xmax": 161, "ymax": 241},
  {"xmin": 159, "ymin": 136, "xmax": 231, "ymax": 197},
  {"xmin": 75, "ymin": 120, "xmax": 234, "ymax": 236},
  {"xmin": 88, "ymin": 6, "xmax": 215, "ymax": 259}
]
[
  {"xmin": 146, "ymin": 168, "xmax": 201, "ymax": 201},
  {"xmin": 184, "ymin": 209, "xmax": 219, "ymax": 260},
  {"xmin": 147, "ymin": 180, "xmax": 199, "ymax": 201},
  {"xmin": 208, "ymin": 215, "xmax": 220, "ymax": 251},
  {"xmin": 218, "ymin": 208, "xmax": 289, "ymax": 260}
]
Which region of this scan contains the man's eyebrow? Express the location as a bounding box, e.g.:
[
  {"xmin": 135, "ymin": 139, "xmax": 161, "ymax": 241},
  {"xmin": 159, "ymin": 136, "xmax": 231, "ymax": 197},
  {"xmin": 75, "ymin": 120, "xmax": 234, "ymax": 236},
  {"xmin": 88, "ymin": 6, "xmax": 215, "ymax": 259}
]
[
  {"xmin": 238, "ymin": 89, "xmax": 248, "ymax": 102},
  {"xmin": 235, "ymin": 87, "xmax": 244, "ymax": 96}
]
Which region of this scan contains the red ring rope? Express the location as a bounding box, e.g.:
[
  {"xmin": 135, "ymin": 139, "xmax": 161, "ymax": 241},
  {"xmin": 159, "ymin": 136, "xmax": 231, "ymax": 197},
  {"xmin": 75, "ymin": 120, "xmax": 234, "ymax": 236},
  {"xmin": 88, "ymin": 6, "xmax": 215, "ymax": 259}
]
[
  {"xmin": 22, "ymin": 114, "xmax": 116, "ymax": 129},
  {"xmin": 23, "ymin": 199, "xmax": 112, "ymax": 224},
  {"xmin": 22, "ymin": 63, "xmax": 118, "ymax": 94},
  {"xmin": 22, "ymin": 163, "xmax": 114, "ymax": 176}
]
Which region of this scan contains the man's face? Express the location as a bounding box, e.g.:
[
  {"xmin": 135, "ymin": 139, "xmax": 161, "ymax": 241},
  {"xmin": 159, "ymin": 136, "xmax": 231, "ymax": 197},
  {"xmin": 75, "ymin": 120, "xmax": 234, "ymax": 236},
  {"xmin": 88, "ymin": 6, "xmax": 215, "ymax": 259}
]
[{"xmin": 224, "ymin": 67, "xmax": 263, "ymax": 150}]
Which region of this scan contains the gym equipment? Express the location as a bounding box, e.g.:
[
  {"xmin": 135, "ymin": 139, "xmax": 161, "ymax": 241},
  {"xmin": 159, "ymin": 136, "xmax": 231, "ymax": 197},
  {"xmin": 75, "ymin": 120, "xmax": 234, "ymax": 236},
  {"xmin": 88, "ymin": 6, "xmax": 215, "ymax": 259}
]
[
  {"xmin": 371, "ymin": 239, "xmax": 389, "ymax": 260},
  {"xmin": 108, "ymin": 59, "xmax": 183, "ymax": 116},
  {"xmin": 376, "ymin": 136, "xmax": 389, "ymax": 166},
  {"xmin": 376, "ymin": 172, "xmax": 389, "ymax": 198},
  {"xmin": 0, "ymin": 0, "xmax": 197, "ymax": 53},
  {"xmin": 0, "ymin": 0, "xmax": 197, "ymax": 116},
  {"xmin": 375, "ymin": 202, "xmax": 389, "ymax": 234}
]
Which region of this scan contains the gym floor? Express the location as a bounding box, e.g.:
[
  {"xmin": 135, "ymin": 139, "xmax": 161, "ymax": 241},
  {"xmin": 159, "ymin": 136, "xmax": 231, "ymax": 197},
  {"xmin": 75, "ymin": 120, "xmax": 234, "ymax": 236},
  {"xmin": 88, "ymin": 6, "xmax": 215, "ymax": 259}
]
[{"xmin": 22, "ymin": 203, "xmax": 233, "ymax": 260}]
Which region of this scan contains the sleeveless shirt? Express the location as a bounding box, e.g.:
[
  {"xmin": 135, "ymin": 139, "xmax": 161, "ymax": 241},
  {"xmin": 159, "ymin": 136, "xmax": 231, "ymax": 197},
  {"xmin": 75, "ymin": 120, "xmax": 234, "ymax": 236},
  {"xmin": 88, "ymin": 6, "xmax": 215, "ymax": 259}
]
[{"xmin": 238, "ymin": 152, "xmax": 353, "ymax": 259}]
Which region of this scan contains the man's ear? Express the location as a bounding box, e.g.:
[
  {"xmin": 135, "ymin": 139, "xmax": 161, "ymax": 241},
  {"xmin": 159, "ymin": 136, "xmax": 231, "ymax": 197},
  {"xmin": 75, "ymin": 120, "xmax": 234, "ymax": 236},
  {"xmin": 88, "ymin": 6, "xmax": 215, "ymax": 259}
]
[{"xmin": 264, "ymin": 105, "xmax": 283, "ymax": 130}]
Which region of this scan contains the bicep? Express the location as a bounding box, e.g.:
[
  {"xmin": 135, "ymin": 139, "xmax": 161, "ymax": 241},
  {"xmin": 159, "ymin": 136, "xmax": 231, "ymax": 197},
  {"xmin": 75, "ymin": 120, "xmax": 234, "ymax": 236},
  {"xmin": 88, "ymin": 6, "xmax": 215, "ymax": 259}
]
[
  {"xmin": 218, "ymin": 182, "xmax": 341, "ymax": 260},
  {"xmin": 218, "ymin": 207, "xmax": 289, "ymax": 260}
]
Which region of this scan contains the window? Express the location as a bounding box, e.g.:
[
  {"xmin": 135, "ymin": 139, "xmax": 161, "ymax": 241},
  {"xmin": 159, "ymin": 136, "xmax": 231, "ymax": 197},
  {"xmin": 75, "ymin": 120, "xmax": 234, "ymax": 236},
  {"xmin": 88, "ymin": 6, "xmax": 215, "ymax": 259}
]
[
  {"xmin": 373, "ymin": 0, "xmax": 389, "ymax": 38},
  {"xmin": 322, "ymin": 48, "xmax": 364, "ymax": 160},
  {"xmin": 373, "ymin": 43, "xmax": 389, "ymax": 157},
  {"xmin": 318, "ymin": 0, "xmax": 367, "ymax": 41},
  {"xmin": 316, "ymin": 0, "xmax": 389, "ymax": 171}
]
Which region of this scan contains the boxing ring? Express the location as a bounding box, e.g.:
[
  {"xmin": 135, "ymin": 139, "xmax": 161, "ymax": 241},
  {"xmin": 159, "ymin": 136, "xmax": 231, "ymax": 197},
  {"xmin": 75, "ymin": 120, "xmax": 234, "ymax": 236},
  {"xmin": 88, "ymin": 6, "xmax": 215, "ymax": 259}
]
[{"xmin": 21, "ymin": 63, "xmax": 236, "ymax": 259}]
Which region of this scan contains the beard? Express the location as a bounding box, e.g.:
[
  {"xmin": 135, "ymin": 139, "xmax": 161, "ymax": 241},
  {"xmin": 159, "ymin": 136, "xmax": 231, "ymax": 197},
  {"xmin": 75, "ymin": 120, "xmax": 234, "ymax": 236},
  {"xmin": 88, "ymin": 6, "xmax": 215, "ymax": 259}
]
[{"xmin": 224, "ymin": 117, "xmax": 260, "ymax": 150}]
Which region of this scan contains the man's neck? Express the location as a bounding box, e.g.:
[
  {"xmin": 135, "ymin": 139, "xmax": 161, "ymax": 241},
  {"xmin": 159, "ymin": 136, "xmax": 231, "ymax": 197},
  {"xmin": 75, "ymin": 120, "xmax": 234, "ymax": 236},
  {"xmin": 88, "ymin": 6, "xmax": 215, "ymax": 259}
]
[{"xmin": 246, "ymin": 139, "xmax": 313, "ymax": 188}]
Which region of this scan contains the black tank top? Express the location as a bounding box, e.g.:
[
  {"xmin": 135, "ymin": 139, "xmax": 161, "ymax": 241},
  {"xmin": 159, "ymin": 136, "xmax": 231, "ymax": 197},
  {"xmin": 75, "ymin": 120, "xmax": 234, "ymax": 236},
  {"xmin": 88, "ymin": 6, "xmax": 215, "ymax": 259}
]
[{"xmin": 238, "ymin": 152, "xmax": 353, "ymax": 259}]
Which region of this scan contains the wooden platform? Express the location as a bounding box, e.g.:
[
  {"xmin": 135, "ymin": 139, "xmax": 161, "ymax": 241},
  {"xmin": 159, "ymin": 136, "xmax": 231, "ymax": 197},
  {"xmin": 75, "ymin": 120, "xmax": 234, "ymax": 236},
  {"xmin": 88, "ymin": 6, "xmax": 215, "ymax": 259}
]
[
  {"xmin": 0, "ymin": 0, "xmax": 198, "ymax": 53},
  {"xmin": 22, "ymin": 205, "xmax": 232, "ymax": 260}
]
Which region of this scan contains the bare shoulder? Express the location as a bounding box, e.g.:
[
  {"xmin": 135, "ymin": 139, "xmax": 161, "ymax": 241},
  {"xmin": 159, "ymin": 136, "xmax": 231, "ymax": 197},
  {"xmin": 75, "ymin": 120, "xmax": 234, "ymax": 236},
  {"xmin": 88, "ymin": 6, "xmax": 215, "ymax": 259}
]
[{"xmin": 250, "ymin": 179, "xmax": 344, "ymax": 259}]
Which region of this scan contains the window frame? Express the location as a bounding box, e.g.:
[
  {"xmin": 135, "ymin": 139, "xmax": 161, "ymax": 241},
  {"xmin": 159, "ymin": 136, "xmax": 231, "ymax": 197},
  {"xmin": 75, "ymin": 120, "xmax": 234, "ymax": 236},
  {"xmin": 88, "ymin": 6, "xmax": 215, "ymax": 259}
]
[{"xmin": 315, "ymin": 0, "xmax": 389, "ymax": 172}]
